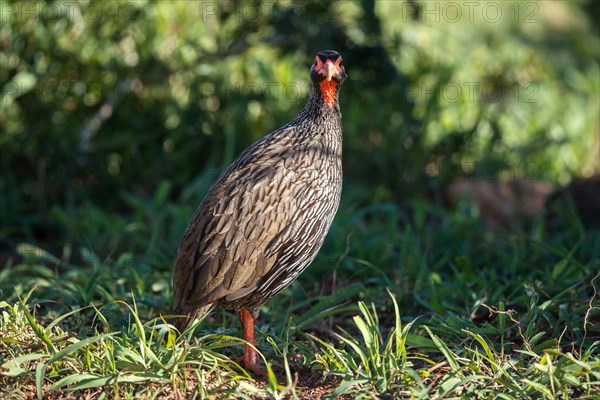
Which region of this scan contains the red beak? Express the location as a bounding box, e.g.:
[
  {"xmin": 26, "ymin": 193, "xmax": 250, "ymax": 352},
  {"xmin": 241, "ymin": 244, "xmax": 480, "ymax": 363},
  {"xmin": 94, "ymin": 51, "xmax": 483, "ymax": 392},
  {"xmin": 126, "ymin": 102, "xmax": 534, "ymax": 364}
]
[{"xmin": 322, "ymin": 60, "xmax": 336, "ymax": 81}]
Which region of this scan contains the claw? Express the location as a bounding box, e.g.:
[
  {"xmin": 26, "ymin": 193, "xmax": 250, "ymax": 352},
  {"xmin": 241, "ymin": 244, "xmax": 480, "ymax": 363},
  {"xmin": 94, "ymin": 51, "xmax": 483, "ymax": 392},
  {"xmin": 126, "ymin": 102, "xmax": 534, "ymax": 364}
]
[{"xmin": 236, "ymin": 352, "xmax": 267, "ymax": 376}]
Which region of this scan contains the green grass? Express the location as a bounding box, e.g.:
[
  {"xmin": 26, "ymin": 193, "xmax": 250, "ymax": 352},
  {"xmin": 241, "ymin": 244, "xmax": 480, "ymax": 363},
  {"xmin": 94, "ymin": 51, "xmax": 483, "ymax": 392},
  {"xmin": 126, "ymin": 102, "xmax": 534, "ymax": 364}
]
[{"xmin": 1, "ymin": 187, "xmax": 599, "ymax": 399}]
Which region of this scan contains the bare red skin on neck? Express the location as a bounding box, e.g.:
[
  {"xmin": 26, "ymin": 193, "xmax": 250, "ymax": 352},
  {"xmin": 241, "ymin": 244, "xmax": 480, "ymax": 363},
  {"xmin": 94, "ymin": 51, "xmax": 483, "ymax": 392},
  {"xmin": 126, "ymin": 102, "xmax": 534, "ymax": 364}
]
[{"xmin": 319, "ymin": 80, "xmax": 337, "ymax": 108}]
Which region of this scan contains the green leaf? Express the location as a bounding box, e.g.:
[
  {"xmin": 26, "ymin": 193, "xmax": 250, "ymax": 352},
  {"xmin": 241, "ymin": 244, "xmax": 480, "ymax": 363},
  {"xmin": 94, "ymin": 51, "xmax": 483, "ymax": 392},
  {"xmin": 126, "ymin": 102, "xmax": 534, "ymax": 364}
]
[
  {"xmin": 16, "ymin": 243, "xmax": 60, "ymax": 265},
  {"xmin": 50, "ymin": 373, "xmax": 115, "ymax": 392},
  {"xmin": 35, "ymin": 362, "xmax": 47, "ymax": 400},
  {"xmin": 425, "ymin": 326, "xmax": 461, "ymax": 373},
  {"xmin": 353, "ymin": 315, "xmax": 373, "ymax": 350},
  {"xmin": 335, "ymin": 333, "xmax": 370, "ymax": 373},
  {"xmin": 114, "ymin": 346, "xmax": 147, "ymax": 367},
  {"xmin": 438, "ymin": 374, "xmax": 486, "ymax": 396},
  {"xmin": 405, "ymin": 333, "xmax": 437, "ymax": 352},
  {"xmin": 18, "ymin": 301, "xmax": 56, "ymax": 354},
  {"xmin": 463, "ymin": 330, "xmax": 494, "ymax": 364},
  {"xmin": 47, "ymin": 333, "xmax": 116, "ymax": 364},
  {"xmin": 328, "ymin": 378, "xmax": 370, "ymax": 398},
  {"xmin": 1, "ymin": 353, "xmax": 46, "ymax": 377},
  {"xmin": 522, "ymin": 379, "xmax": 553, "ymax": 397},
  {"xmin": 80, "ymin": 248, "xmax": 101, "ymax": 269}
]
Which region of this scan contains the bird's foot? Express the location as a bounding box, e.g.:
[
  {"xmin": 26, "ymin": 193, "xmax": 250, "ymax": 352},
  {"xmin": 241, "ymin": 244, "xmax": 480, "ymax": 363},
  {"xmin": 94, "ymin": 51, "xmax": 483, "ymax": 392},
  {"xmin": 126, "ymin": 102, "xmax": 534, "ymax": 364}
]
[{"xmin": 236, "ymin": 354, "xmax": 267, "ymax": 376}]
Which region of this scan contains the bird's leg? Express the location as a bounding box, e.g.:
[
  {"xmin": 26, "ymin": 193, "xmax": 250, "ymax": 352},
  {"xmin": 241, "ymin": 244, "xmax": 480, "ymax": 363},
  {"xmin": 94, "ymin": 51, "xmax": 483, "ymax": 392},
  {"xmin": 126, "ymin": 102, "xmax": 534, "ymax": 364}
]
[{"xmin": 237, "ymin": 308, "xmax": 266, "ymax": 376}]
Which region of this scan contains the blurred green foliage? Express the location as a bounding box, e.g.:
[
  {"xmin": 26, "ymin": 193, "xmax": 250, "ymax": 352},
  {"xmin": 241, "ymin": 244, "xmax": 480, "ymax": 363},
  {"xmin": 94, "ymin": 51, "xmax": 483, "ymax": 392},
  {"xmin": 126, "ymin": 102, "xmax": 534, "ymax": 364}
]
[
  {"xmin": 1, "ymin": 3, "xmax": 599, "ymax": 397},
  {"xmin": 1, "ymin": 0, "xmax": 598, "ymax": 247}
]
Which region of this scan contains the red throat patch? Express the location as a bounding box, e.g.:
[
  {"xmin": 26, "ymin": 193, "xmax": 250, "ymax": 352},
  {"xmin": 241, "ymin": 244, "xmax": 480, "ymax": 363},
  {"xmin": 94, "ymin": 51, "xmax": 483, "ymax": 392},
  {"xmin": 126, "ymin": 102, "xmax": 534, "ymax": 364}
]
[{"xmin": 319, "ymin": 80, "xmax": 337, "ymax": 108}]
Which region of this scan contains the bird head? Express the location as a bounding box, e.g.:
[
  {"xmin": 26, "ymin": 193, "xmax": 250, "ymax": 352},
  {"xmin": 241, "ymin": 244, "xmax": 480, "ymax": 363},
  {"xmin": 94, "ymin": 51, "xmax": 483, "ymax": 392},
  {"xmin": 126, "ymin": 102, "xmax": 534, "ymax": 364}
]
[
  {"xmin": 310, "ymin": 50, "xmax": 347, "ymax": 108},
  {"xmin": 310, "ymin": 50, "xmax": 347, "ymax": 84}
]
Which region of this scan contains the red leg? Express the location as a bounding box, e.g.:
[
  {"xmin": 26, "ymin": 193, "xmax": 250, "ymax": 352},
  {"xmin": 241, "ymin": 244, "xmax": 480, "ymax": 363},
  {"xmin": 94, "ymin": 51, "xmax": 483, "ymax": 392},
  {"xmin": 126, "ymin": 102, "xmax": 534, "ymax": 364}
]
[{"xmin": 237, "ymin": 308, "xmax": 266, "ymax": 376}]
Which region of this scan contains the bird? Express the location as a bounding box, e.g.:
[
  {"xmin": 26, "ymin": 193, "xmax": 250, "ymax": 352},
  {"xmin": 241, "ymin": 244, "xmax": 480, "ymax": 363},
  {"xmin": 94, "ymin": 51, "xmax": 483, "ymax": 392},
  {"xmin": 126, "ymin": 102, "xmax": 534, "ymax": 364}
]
[{"xmin": 172, "ymin": 50, "xmax": 347, "ymax": 375}]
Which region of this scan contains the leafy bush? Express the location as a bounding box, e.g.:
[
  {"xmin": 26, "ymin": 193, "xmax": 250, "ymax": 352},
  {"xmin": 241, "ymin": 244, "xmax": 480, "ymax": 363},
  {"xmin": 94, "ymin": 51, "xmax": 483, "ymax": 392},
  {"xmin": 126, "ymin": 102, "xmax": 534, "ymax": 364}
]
[{"xmin": 1, "ymin": 0, "xmax": 598, "ymax": 244}]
